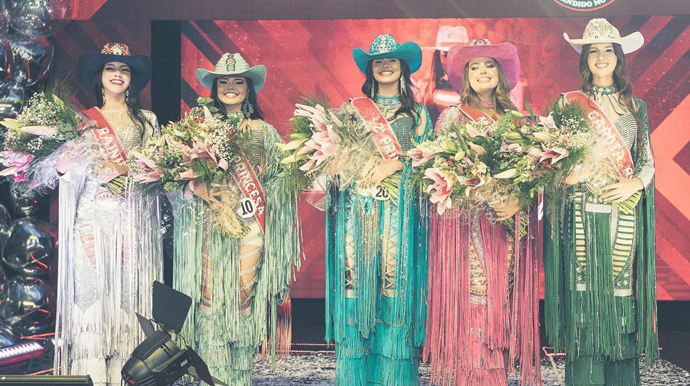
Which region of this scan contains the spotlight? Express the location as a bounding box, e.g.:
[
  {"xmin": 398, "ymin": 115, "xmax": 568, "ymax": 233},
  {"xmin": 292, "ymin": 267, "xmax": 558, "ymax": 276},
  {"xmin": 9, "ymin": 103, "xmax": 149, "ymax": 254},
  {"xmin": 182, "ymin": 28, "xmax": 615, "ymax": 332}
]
[{"xmin": 121, "ymin": 281, "xmax": 224, "ymax": 386}]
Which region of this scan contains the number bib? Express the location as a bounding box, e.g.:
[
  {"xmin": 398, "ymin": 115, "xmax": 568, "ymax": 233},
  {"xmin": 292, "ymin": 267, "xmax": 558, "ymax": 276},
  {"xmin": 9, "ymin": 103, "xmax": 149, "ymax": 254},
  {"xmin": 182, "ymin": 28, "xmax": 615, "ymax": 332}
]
[
  {"xmin": 236, "ymin": 197, "xmax": 257, "ymax": 219},
  {"xmin": 355, "ymin": 182, "xmax": 390, "ymax": 201}
]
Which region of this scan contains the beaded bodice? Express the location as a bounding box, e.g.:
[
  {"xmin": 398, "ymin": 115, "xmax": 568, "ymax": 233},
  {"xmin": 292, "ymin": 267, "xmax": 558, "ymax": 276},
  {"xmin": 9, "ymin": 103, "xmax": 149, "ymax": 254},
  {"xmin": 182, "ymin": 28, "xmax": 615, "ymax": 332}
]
[{"xmin": 374, "ymin": 95, "xmax": 415, "ymax": 153}]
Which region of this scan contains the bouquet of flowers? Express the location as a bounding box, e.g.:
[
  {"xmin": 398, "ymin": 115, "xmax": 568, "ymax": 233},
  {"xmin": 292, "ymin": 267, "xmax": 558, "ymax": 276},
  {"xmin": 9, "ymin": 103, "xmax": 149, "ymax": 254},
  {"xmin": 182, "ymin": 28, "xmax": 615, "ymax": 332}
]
[
  {"xmin": 412, "ymin": 105, "xmax": 593, "ymax": 238},
  {"xmin": 133, "ymin": 100, "xmax": 252, "ymax": 238},
  {"xmin": 278, "ymin": 100, "xmax": 401, "ymax": 206},
  {"xmin": 0, "ymin": 82, "xmax": 94, "ymax": 195}
]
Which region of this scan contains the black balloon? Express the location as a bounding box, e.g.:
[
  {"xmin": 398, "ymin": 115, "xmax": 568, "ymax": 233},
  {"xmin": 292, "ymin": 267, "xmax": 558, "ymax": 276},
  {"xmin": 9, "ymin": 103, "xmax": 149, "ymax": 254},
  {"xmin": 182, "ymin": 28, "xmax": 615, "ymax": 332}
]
[
  {"xmin": 0, "ymin": 39, "xmax": 13, "ymax": 82},
  {"xmin": 0, "ymin": 263, "xmax": 6, "ymax": 297},
  {"xmin": 1, "ymin": 275, "xmax": 52, "ymax": 335},
  {"xmin": 0, "ymin": 79, "xmax": 23, "ymax": 118},
  {"xmin": 2, "ymin": 218, "xmax": 56, "ymax": 276},
  {"xmin": 8, "ymin": 189, "xmax": 45, "ymax": 218},
  {"xmin": 8, "ymin": 0, "xmax": 71, "ymax": 37},
  {"xmin": 0, "ymin": 321, "xmax": 17, "ymax": 347},
  {"xmin": 8, "ymin": 34, "xmax": 52, "ymax": 86}
]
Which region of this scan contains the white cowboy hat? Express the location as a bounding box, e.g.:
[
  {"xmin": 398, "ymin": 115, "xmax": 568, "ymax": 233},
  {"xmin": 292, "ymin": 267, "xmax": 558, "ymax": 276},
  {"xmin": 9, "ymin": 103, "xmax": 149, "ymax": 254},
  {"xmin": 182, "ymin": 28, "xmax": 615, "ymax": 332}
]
[
  {"xmin": 563, "ymin": 18, "xmax": 644, "ymax": 54},
  {"xmin": 195, "ymin": 52, "xmax": 267, "ymax": 92},
  {"xmin": 422, "ymin": 25, "xmax": 469, "ymax": 51}
]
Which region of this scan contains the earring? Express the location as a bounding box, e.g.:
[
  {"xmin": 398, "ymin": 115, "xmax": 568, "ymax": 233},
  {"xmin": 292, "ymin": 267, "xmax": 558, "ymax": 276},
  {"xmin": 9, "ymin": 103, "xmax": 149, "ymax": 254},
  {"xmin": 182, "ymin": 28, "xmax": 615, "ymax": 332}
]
[
  {"xmin": 400, "ymin": 76, "xmax": 407, "ymax": 95},
  {"xmin": 125, "ymin": 88, "xmax": 131, "ymax": 103},
  {"xmin": 242, "ymin": 98, "xmax": 254, "ymax": 118},
  {"xmin": 101, "ymin": 88, "xmax": 105, "ymax": 102},
  {"xmin": 370, "ymin": 84, "xmax": 376, "ymax": 100}
]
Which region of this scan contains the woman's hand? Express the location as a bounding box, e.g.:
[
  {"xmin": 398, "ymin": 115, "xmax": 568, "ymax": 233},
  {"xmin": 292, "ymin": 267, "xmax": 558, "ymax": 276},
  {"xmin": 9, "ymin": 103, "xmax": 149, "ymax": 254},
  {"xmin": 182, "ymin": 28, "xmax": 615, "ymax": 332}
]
[
  {"xmin": 366, "ymin": 158, "xmax": 404, "ymax": 186},
  {"xmin": 98, "ymin": 162, "xmax": 129, "ymax": 184},
  {"xmin": 492, "ymin": 194, "xmax": 520, "ymax": 221},
  {"xmin": 601, "ymin": 177, "xmax": 643, "ymax": 202}
]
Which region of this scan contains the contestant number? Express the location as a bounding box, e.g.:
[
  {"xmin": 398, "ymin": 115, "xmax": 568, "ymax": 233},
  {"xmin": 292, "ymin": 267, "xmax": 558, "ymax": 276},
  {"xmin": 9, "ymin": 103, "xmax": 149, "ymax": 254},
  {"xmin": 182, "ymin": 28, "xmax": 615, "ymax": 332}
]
[
  {"xmin": 374, "ymin": 186, "xmax": 390, "ymax": 201},
  {"xmin": 237, "ymin": 197, "xmax": 256, "ymax": 219}
]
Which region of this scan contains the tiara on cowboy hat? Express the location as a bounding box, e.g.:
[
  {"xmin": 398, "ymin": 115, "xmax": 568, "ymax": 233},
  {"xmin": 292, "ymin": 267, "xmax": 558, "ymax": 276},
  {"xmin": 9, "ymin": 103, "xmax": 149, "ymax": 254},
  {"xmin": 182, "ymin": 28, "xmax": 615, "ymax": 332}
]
[
  {"xmin": 352, "ymin": 34, "xmax": 422, "ymax": 74},
  {"xmin": 563, "ymin": 18, "xmax": 644, "ymax": 54},
  {"xmin": 447, "ymin": 39, "xmax": 520, "ymax": 93},
  {"xmin": 77, "ymin": 43, "xmax": 152, "ymax": 93},
  {"xmin": 422, "ymin": 26, "xmax": 469, "ymax": 51},
  {"xmin": 195, "ymin": 53, "xmax": 267, "ymax": 92}
]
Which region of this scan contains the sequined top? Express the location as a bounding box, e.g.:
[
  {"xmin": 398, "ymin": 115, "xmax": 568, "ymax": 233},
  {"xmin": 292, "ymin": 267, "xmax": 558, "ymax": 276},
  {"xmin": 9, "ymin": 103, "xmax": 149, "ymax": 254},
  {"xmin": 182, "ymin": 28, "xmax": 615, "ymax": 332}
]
[
  {"xmin": 373, "ymin": 95, "xmax": 431, "ymax": 153},
  {"xmin": 614, "ymin": 109, "xmax": 655, "ymax": 188},
  {"xmin": 95, "ymin": 108, "xmax": 160, "ymax": 155}
]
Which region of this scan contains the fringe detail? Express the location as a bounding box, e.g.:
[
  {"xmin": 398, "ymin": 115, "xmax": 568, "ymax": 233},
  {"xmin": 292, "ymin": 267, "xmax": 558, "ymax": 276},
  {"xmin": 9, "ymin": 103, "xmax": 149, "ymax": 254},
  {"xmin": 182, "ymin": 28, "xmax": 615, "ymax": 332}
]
[
  {"xmin": 424, "ymin": 205, "xmax": 541, "ymax": 386},
  {"xmin": 325, "ymin": 163, "xmax": 427, "ymax": 386},
  {"xmin": 54, "ymin": 166, "xmax": 163, "ymax": 386},
  {"xmin": 170, "ymin": 128, "xmax": 302, "ymax": 385},
  {"xmin": 543, "ymin": 184, "xmax": 659, "ymax": 383}
]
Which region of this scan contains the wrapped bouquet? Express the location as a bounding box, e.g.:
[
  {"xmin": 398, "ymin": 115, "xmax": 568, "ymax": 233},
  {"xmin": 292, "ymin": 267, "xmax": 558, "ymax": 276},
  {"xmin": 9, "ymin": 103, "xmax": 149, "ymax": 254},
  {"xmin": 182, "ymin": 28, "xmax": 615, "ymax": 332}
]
[{"xmin": 0, "ymin": 82, "xmax": 94, "ymax": 195}]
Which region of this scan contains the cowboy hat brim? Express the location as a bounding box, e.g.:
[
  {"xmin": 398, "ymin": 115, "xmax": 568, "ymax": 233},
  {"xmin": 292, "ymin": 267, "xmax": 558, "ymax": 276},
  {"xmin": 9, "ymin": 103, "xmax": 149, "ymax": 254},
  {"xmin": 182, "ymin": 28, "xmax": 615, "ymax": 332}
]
[
  {"xmin": 195, "ymin": 65, "xmax": 267, "ymax": 92},
  {"xmin": 352, "ymin": 41, "xmax": 423, "ymax": 74},
  {"xmin": 447, "ymin": 42, "xmax": 520, "ymax": 93},
  {"xmin": 563, "ymin": 31, "xmax": 644, "ymax": 54},
  {"xmin": 77, "ymin": 52, "xmax": 152, "ymax": 94}
]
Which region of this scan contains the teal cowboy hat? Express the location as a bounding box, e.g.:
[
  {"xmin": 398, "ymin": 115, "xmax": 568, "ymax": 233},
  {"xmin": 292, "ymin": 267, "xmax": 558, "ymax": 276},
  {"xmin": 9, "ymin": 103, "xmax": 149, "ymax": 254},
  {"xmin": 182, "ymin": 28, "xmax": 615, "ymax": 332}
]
[
  {"xmin": 195, "ymin": 52, "xmax": 267, "ymax": 92},
  {"xmin": 352, "ymin": 34, "xmax": 422, "ymax": 74}
]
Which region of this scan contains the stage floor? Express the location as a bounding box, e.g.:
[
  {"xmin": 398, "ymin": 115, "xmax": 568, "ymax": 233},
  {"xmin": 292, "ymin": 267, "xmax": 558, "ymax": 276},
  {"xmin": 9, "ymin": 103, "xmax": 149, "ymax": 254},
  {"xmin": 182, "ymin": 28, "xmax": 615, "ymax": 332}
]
[{"xmin": 244, "ymin": 354, "xmax": 690, "ymax": 385}]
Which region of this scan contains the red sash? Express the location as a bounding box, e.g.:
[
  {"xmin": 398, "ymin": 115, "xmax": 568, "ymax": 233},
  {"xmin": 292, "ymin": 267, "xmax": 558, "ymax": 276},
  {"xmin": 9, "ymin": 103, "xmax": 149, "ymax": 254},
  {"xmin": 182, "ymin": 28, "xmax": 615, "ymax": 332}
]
[
  {"xmin": 351, "ymin": 97, "xmax": 402, "ymax": 160},
  {"xmin": 564, "ymin": 91, "xmax": 635, "ymax": 179},
  {"xmin": 227, "ymin": 149, "xmax": 266, "ymax": 234},
  {"xmin": 458, "ymin": 104, "xmax": 495, "ymax": 123},
  {"xmin": 84, "ymin": 108, "xmax": 128, "ymax": 165}
]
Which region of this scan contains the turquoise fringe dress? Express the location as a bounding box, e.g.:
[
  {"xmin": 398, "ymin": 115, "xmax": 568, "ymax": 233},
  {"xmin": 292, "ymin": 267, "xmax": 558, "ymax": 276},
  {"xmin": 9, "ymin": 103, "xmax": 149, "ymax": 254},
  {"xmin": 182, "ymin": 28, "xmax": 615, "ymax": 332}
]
[
  {"xmin": 171, "ymin": 117, "xmax": 301, "ymax": 386},
  {"xmin": 544, "ymin": 96, "xmax": 658, "ymax": 386},
  {"xmin": 325, "ymin": 96, "xmax": 432, "ymax": 386}
]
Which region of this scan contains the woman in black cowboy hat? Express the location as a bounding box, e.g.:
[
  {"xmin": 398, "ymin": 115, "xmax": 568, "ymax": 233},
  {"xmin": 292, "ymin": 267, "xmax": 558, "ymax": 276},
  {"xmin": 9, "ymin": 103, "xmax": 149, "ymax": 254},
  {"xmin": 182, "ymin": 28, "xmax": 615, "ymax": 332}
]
[{"xmin": 53, "ymin": 43, "xmax": 163, "ymax": 386}]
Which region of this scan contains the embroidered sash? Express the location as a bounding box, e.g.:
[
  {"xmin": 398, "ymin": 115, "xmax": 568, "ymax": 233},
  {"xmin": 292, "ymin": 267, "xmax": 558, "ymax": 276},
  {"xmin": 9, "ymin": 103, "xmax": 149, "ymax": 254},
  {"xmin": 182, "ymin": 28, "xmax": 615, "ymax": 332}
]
[
  {"xmin": 226, "ymin": 148, "xmax": 266, "ymax": 234},
  {"xmin": 84, "ymin": 108, "xmax": 128, "ymax": 165},
  {"xmin": 351, "ymin": 97, "xmax": 402, "ymax": 160},
  {"xmin": 564, "ymin": 91, "xmax": 635, "ymax": 179}
]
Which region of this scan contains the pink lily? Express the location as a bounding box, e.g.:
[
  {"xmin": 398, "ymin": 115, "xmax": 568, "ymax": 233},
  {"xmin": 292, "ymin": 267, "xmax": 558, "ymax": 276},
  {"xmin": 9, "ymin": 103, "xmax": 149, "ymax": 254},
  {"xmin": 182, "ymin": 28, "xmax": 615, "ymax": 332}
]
[
  {"xmin": 540, "ymin": 147, "xmax": 570, "ymax": 165},
  {"xmin": 133, "ymin": 169, "xmax": 162, "ymax": 183},
  {"xmin": 409, "ymin": 147, "xmax": 435, "ymax": 167},
  {"xmin": 538, "ymin": 114, "xmax": 557, "ymax": 129},
  {"xmin": 425, "ymin": 168, "xmax": 454, "ymax": 215}
]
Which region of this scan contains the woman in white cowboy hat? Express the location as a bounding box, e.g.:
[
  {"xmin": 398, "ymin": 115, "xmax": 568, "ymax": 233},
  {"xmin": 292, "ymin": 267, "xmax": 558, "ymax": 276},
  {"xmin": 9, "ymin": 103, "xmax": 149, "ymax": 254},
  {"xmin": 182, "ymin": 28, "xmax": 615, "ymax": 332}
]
[
  {"xmin": 325, "ymin": 34, "xmax": 432, "ymax": 386},
  {"xmin": 171, "ymin": 52, "xmax": 301, "ymax": 386},
  {"xmin": 543, "ymin": 18, "xmax": 657, "ymax": 386},
  {"xmin": 426, "ymin": 39, "xmax": 542, "ymax": 386},
  {"xmin": 53, "ymin": 43, "xmax": 163, "ymax": 386}
]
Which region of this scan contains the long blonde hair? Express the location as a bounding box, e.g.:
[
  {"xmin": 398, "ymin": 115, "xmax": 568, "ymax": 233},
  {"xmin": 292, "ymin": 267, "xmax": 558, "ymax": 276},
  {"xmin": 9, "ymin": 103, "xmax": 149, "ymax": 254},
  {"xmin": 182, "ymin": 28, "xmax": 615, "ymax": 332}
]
[{"xmin": 459, "ymin": 58, "xmax": 517, "ymax": 119}]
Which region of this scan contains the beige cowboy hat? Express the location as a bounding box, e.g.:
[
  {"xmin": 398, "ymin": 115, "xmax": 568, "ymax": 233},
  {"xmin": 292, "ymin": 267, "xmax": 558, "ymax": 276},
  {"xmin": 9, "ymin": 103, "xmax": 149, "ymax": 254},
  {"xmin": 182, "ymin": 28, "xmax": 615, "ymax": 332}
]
[
  {"xmin": 195, "ymin": 52, "xmax": 267, "ymax": 92},
  {"xmin": 422, "ymin": 25, "xmax": 469, "ymax": 51},
  {"xmin": 563, "ymin": 18, "xmax": 644, "ymax": 54}
]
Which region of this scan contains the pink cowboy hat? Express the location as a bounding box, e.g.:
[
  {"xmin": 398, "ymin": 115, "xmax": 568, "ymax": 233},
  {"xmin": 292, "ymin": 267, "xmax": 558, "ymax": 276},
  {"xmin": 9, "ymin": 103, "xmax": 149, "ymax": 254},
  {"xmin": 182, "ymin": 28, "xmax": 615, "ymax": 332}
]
[{"xmin": 446, "ymin": 39, "xmax": 520, "ymax": 93}]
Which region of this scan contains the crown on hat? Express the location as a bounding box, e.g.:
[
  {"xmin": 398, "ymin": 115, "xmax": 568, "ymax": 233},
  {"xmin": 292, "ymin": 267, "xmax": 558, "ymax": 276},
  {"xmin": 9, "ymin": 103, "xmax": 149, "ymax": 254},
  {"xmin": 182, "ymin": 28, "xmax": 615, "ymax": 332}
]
[
  {"xmin": 101, "ymin": 43, "xmax": 131, "ymax": 56},
  {"xmin": 369, "ymin": 34, "xmax": 401, "ymax": 55},
  {"xmin": 215, "ymin": 53, "xmax": 251, "ymax": 73},
  {"xmin": 582, "ymin": 18, "xmax": 621, "ymax": 40},
  {"xmin": 470, "ymin": 38, "xmax": 492, "ymax": 46}
]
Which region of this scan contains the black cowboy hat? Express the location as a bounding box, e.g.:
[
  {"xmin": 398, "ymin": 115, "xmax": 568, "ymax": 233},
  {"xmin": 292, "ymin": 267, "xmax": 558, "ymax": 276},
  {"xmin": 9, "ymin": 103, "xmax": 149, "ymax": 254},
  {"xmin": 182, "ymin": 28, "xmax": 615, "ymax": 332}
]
[{"xmin": 76, "ymin": 43, "xmax": 152, "ymax": 93}]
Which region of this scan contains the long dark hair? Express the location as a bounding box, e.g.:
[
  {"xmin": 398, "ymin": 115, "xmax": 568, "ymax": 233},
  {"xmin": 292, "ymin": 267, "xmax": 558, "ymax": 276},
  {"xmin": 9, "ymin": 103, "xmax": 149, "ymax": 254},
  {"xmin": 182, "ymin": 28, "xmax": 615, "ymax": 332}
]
[
  {"xmin": 460, "ymin": 58, "xmax": 517, "ymax": 118},
  {"xmin": 579, "ymin": 43, "xmax": 644, "ymax": 160},
  {"xmin": 211, "ymin": 77, "xmax": 263, "ymax": 120},
  {"xmin": 93, "ymin": 67, "xmax": 150, "ymax": 130},
  {"xmin": 361, "ymin": 59, "xmax": 417, "ymax": 120}
]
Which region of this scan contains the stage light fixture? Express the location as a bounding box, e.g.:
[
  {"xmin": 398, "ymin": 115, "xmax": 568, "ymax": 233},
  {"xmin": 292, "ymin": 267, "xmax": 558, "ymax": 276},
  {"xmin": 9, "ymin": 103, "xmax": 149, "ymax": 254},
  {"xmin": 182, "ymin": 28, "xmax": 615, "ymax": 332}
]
[{"xmin": 121, "ymin": 281, "xmax": 224, "ymax": 386}]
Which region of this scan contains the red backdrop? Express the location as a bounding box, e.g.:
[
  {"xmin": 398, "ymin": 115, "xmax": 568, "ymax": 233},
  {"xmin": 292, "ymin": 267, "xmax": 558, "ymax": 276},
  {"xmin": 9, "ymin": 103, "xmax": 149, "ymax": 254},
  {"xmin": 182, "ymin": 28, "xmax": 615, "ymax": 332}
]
[{"xmin": 179, "ymin": 16, "xmax": 690, "ymax": 300}]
